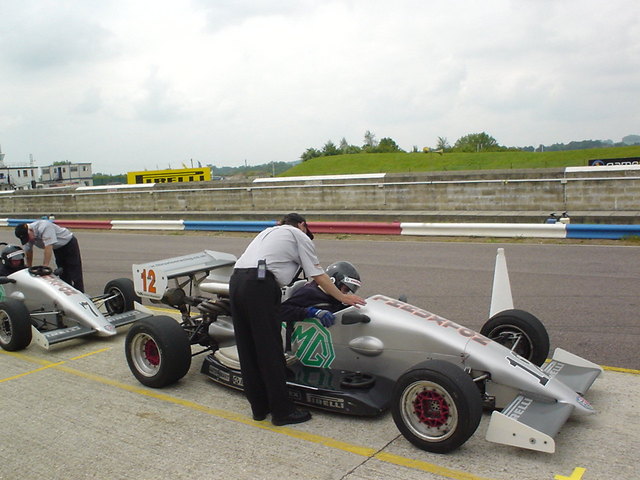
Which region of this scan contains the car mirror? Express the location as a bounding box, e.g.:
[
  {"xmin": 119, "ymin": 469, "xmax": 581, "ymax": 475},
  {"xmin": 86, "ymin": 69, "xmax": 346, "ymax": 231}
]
[{"xmin": 341, "ymin": 311, "xmax": 370, "ymax": 325}]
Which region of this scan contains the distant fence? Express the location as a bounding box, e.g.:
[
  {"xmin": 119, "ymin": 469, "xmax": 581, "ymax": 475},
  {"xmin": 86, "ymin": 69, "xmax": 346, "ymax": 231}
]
[{"xmin": 2, "ymin": 217, "xmax": 639, "ymax": 240}]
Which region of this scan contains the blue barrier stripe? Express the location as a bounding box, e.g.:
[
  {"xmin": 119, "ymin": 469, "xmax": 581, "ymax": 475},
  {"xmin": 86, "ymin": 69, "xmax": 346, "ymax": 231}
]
[
  {"xmin": 183, "ymin": 220, "xmax": 276, "ymax": 232},
  {"xmin": 566, "ymin": 224, "xmax": 640, "ymax": 239}
]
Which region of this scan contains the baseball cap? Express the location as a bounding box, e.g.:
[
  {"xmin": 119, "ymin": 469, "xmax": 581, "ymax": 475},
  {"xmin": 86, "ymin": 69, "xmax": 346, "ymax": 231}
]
[
  {"xmin": 14, "ymin": 224, "xmax": 29, "ymax": 245},
  {"xmin": 281, "ymin": 213, "xmax": 314, "ymax": 240}
]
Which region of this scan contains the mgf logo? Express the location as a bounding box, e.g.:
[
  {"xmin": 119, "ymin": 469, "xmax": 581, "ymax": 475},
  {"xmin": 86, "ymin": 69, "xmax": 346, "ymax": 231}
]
[{"xmin": 291, "ymin": 320, "xmax": 335, "ymax": 368}]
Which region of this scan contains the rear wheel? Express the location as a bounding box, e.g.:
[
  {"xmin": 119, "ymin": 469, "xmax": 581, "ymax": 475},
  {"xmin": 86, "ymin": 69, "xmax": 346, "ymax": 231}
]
[
  {"xmin": 104, "ymin": 278, "xmax": 140, "ymax": 314},
  {"xmin": 125, "ymin": 316, "xmax": 191, "ymax": 388},
  {"xmin": 480, "ymin": 309, "xmax": 549, "ymax": 366},
  {"xmin": 0, "ymin": 299, "xmax": 32, "ymax": 351},
  {"xmin": 391, "ymin": 360, "xmax": 482, "ymax": 453}
]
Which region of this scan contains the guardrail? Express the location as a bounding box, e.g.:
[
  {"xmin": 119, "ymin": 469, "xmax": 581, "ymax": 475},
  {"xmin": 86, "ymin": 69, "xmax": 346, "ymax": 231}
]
[{"xmin": 1, "ymin": 217, "xmax": 639, "ymax": 240}]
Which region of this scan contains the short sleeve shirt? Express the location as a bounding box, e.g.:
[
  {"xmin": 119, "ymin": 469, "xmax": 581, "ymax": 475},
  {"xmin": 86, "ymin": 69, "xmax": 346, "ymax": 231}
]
[
  {"xmin": 22, "ymin": 220, "xmax": 73, "ymax": 252},
  {"xmin": 234, "ymin": 225, "xmax": 325, "ymax": 286}
]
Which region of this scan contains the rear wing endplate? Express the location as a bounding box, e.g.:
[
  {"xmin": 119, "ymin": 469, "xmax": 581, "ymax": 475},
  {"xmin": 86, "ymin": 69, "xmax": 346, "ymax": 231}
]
[{"xmin": 132, "ymin": 250, "xmax": 237, "ymax": 300}]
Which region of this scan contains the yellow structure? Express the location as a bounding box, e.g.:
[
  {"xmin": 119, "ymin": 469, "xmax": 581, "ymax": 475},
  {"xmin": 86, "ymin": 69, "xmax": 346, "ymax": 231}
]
[{"xmin": 127, "ymin": 168, "xmax": 211, "ymax": 184}]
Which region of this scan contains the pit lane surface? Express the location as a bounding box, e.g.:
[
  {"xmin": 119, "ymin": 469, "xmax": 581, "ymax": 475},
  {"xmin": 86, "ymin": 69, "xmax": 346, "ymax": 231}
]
[{"xmin": 1, "ymin": 231, "xmax": 638, "ymax": 480}]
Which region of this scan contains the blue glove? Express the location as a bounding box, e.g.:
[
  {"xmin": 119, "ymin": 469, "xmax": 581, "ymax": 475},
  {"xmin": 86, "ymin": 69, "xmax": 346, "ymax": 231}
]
[{"xmin": 306, "ymin": 307, "xmax": 335, "ymax": 327}]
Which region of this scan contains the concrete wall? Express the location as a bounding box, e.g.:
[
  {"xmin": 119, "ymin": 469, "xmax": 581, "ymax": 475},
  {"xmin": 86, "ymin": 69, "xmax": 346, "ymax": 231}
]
[{"xmin": 2, "ymin": 167, "xmax": 639, "ymax": 224}]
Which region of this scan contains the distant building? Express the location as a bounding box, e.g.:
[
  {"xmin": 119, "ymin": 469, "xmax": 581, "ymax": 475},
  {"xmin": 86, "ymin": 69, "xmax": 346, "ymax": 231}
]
[
  {"xmin": 0, "ymin": 146, "xmax": 93, "ymax": 189},
  {"xmin": 40, "ymin": 162, "xmax": 93, "ymax": 187},
  {"xmin": 0, "ymin": 147, "xmax": 40, "ymax": 190}
]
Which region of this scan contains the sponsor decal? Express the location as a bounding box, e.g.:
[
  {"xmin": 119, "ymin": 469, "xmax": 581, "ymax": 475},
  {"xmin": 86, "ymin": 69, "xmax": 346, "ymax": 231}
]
[
  {"xmin": 42, "ymin": 275, "xmax": 79, "ymax": 296},
  {"xmin": 305, "ymin": 393, "xmax": 345, "ymax": 410},
  {"xmin": 291, "ymin": 320, "xmax": 335, "ymax": 368},
  {"xmin": 0, "ymin": 285, "xmax": 4, "ymax": 301},
  {"xmin": 589, "ymin": 157, "xmax": 640, "ymax": 166},
  {"xmin": 507, "ymin": 396, "xmax": 533, "ymax": 420},
  {"xmin": 545, "ymin": 360, "xmax": 564, "ymax": 378},
  {"xmin": 44, "ymin": 326, "xmax": 82, "ymax": 338},
  {"xmin": 576, "ymin": 395, "xmax": 594, "ymax": 411},
  {"xmin": 371, "ymin": 295, "xmax": 489, "ymax": 345}
]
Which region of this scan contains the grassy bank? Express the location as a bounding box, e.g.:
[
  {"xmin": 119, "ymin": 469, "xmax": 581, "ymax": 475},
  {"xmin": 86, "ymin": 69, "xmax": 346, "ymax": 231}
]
[{"xmin": 282, "ymin": 146, "xmax": 640, "ymax": 176}]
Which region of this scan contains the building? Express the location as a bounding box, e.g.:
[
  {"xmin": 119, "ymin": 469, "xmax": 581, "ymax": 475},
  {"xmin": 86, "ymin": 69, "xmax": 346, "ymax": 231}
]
[
  {"xmin": 0, "ymin": 147, "xmax": 40, "ymax": 190},
  {"xmin": 40, "ymin": 162, "xmax": 93, "ymax": 187}
]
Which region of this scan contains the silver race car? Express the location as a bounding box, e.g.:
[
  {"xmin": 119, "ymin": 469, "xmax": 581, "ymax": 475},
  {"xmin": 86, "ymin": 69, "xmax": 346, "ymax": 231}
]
[
  {"xmin": 124, "ymin": 248, "xmax": 602, "ymax": 454},
  {"xmin": 0, "ymin": 260, "xmax": 152, "ymax": 351}
]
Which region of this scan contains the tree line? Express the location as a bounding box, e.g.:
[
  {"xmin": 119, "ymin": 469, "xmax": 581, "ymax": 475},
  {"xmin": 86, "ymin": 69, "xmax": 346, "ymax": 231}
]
[{"xmin": 300, "ymin": 131, "xmax": 640, "ymax": 160}]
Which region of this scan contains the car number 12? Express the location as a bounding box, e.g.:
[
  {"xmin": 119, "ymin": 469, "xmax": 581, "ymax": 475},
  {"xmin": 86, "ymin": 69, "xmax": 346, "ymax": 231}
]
[{"xmin": 140, "ymin": 268, "xmax": 157, "ymax": 294}]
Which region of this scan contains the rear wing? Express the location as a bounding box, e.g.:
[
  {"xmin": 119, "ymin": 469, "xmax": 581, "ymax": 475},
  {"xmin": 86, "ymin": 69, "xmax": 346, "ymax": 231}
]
[{"xmin": 132, "ymin": 250, "xmax": 237, "ymax": 300}]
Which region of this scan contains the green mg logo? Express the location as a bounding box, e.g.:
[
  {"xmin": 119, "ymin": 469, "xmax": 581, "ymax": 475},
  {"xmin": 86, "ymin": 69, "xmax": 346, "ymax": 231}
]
[{"xmin": 290, "ymin": 320, "xmax": 335, "ymax": 368}]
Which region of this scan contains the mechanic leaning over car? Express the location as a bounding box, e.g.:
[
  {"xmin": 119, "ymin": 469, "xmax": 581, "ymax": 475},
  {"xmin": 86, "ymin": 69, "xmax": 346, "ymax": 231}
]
[
  {"xmin": 279, "ymin": 260, "xmax": 362, "ymax": 330},
  {"xmin": 14, "ymin": 220, "xmax": 85, "ymax": 292},
  {"xmin": 229, "ymin": 213, "xmax": 366, "ymax": 426}
]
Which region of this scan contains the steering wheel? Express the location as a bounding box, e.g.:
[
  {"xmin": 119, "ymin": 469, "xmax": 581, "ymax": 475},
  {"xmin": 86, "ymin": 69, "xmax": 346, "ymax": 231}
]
[{"xmin": 28, "ymin": 266, "xmax": 53, "ymax": 276}]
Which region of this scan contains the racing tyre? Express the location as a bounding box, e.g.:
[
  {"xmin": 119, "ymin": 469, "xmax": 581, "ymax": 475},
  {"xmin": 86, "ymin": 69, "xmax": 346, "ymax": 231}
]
[
  {"xmin": 480, "ymin": 309, "xmax": 550, "ymax": 366},
  {"xmin": 391, "ymin": 360, "xmax": 482, "ymax": 454},
  {"xmin": 125, "ymin": 316, "xmax": 191, "ymax": 388},
  {"xmin": 104, "ymin": 278, "xmax": 141, "ymax": 315},
  {"xmin": 0, "ymin": 299, "xmax": 32, "ymax": 351}
]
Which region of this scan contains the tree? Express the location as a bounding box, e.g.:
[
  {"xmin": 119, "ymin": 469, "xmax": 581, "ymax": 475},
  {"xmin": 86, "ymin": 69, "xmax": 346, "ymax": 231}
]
[
  {"xmin": 453, "ymin": 132, "xmax": 500, "ymax": 152},
  {"xmin": 339, "ymin": 137, "xmax": 362, "ymax": 154},
  {"xmin": 436, "ymin": 136, "xmax": 450, "ymax": 151},
  {"xmin": 363, "ymin": 130, "xmax": 378, "ymax": 151},
  {"xmin": 376, "ymin": 137, "xmax": 403, "ymax": 153},
  {"xmin": 322, "ymin": 140, "xmax": 340, "ymax": 156},
  {"xmin": 300, "ymin": 147, "xmax": 321, "ymax": 162}
]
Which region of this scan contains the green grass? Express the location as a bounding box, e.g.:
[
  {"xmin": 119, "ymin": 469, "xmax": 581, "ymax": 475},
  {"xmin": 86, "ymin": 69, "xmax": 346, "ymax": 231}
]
[{"xmin": 281, "ymin": 146, "xmax": 640, "ymax": 176}]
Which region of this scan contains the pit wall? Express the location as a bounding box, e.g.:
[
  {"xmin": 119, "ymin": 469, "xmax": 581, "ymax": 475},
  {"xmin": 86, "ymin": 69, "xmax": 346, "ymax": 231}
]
[{"xmin": 1, "ymin": 166, "xmax": 639, "ymax": 224}]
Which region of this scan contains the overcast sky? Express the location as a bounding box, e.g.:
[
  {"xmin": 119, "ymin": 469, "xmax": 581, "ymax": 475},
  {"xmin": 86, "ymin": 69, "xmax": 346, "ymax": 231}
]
[{"xmin": 1, "ymin": 0, "xmax": 638, "ymax": 175}]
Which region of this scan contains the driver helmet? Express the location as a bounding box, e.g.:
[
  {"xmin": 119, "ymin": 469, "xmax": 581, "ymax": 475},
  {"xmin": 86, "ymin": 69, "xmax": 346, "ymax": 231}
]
[
  {"xmin": 1, "ymin": 245, "xmax": 26, "ymax": 273},
  {"xmin": 326, "ymin": 261, "xmax": 361, "ymax": 294}
]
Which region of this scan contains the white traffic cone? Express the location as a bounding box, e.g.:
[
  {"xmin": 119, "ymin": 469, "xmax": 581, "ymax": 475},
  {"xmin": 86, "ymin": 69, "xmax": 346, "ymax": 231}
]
[{"xmin": 489, "ymin": 248, "xmax": 514, "ymax": 318}]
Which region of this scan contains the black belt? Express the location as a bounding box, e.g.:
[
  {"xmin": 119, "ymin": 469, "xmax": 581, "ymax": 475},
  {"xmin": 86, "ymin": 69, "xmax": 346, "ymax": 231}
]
[{"xmin": 233, "ymin": 267, "xmax": 275, "ymax": 279}]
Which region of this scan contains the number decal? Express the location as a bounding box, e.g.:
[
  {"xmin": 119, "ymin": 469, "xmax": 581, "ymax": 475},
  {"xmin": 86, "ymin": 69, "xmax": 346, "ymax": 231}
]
[{"xmin": 140, "ymin": 269, "xmax": 157, "ymax": 294}]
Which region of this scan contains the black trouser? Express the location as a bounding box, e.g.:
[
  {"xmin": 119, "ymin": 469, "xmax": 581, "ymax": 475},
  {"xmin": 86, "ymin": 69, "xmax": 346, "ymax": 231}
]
[
  {"xmin": 54, "ymin": 236, "xmax": 84, "ymax": 293},
  {"xmin": 229, "ymin": 268, "xmax": 294, "ymax": 419}
]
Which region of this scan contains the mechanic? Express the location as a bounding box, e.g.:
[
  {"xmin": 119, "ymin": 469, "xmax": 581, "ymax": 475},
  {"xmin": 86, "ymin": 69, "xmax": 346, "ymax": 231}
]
[
  {"xmin": 14, "ymin": 220, "xmax": 85, "ymax": 292},
  {"xmin": 279, "ymin": 261, "xmax": 363, "ymax": 329},
  {"xmin": 229, "ymin": 213, "xmax": 366, "ymax": 426},
  {"xmin": 0, "ymin": 244, "xmax": 27, "ymax": 276}
]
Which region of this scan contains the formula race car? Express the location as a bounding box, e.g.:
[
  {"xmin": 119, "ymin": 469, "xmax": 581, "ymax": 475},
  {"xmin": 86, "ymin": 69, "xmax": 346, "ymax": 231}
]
[
  {"xmin": 124, "ymin": 249, "xmax": 602, "ymax": 454},
  {"xmin": 0, "ymin": 255, "xmax": 152, "ymax": 352}
]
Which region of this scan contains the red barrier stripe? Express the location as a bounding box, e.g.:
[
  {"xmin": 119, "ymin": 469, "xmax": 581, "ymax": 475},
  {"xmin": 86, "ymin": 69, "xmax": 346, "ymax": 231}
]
[
  {"xmin": 308, "ymin": 221, "xmax": 402, "ymax": 235},
  {"xmin": 53, "ymin": 220, "xmax": 113, "ymax": 230}
]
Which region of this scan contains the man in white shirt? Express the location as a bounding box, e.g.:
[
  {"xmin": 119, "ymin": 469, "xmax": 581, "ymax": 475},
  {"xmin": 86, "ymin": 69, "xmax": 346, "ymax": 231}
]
[
  {"xmin": 230, "ymin": 213, "xmax": 366, "ymax": 426},
  {"xmin": 15, "ymin": 220, "xmax": 85, "ymax": 292}
]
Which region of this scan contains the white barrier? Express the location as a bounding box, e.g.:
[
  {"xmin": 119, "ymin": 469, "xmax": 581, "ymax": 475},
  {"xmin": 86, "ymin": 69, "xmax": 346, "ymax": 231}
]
[
  {"xmin": 400, "ymin": 222, "xmax": 568, "ymax": 238},
  {"xmin": 111, "ymin": 220, "xmax": 185, "ymax": 231}
]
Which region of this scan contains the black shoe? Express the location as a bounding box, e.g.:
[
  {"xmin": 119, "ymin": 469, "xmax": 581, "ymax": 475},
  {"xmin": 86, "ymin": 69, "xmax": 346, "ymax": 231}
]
[
  {"xmin": 272, "ymin": 408, "xmax": 311, "ymax": 426},
  {"xmin": 252, "ymin": 411, "xmax": 269, "ymax": 421}
]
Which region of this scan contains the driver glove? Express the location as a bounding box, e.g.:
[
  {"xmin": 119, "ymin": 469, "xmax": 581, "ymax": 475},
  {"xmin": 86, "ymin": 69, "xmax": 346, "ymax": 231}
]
[{"xmin": 306, "ymin": 307, "xmax": 335, "ymax": 327}]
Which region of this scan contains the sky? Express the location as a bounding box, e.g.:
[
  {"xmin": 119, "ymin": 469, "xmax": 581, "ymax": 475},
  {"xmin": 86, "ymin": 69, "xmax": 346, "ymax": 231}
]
[{"xmin": 0, "ymin": 0, "xmax": 638, "ymax": 175}]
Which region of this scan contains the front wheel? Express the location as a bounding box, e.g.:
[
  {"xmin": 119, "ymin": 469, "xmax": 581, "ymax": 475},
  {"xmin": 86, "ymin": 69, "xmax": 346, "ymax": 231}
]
[
  {"xmin": 391, "ymin": 360, "xmax": 482, "ymax": 454},
  {"xmin": 104, "ymin": 278, "xmax": 141, "ymax": 315},
  {"xmin": 0, "ymin": 299, "xmax": 32, "ymax": 351},
  {"xmin": 125, "ymin": 316, "xmax": 191, "ymax": 388},
  {"xmin": 480, "ymin": 309, "xmax": 549, "ymax": 366}
]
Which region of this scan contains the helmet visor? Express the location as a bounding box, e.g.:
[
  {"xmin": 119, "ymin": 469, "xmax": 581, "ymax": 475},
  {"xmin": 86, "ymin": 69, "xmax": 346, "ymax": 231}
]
[{"xmin": 342, "ymin": 276, "xmax": 361, "ymax": 293}]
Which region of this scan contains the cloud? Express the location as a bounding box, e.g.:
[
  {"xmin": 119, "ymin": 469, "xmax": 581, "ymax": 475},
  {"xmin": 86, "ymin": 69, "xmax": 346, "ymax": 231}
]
[{"xmin": 0, "ymin": 0, "xmax": 638, "ymax": 174}]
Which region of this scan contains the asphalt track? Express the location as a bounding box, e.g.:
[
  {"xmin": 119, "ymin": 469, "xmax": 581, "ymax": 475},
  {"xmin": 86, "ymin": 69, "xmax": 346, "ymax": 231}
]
[{"xmin": 1, "ymin": 231, "xmax": 638, "ymax": 480}]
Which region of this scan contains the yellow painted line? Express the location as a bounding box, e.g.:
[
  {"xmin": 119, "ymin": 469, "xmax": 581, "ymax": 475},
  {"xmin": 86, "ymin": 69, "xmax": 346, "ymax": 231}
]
[
  {"xmin": 555, "ymin": 467, "xmax": 586, "ymax": 480},
  {"xmin": 602, "ymin": 365, "xmax": 640, "ymax": 375},
  {"xmin": 69, "ymin": 347, "xmax": 112, "ymax": 361},
  {"xmin": 0, "ymin": 360, "xmax": 65, "ymax": 383},
  {"xmin": 3, "ymin": 350, "xmax": 499, "ymax": 480}
]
